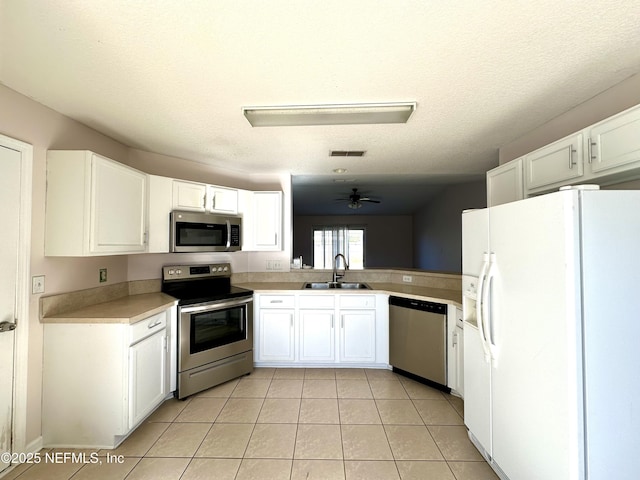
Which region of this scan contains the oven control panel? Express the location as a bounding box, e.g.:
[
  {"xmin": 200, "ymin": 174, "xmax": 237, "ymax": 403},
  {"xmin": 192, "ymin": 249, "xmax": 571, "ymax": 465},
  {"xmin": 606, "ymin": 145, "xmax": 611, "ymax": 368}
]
[{"xmin": 163, "ymin": 263, "xmax": 231, "ymax": 281}]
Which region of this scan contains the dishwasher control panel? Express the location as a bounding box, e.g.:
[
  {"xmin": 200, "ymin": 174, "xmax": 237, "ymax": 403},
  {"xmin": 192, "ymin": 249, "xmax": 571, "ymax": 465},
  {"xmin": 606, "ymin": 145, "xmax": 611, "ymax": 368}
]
[{"xmin": 389, "ymin": 296, "xmax": 447, "ymax": 314}]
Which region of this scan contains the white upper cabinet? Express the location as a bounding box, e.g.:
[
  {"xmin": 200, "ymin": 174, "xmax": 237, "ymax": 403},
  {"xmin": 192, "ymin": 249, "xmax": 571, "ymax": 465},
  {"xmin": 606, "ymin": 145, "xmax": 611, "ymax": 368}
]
[
  {"xmin": 45, "ymin": 151, "xmax": 147, "ymax": 256},
  {"xmin": 252, "ymin": 191, "xmax": 283, "ymax": 251},
  {"xmin": 588, "ymin": 104, "xmax": 640, "ymax": 175},
  {"xmin": 524, "ymin": 133, "xmax": 584, "ymax": 194},
  {"xmin": 486, "ymin": 158, "xmax": 524, "ymax": 207},
  {"xmin": 172, "ymin": 180, "xmax": 239, "ymax": 214},
  {"xmin": 172, "ymin": 180, "xmax": 207, "ymax": 211},
  {"xmin": 147, "ymin": 175, "xmax": 173, "ymax": 253},
  {"xmin": 207, "ymin": 185, "xmax": 239, "ymax": 214}
]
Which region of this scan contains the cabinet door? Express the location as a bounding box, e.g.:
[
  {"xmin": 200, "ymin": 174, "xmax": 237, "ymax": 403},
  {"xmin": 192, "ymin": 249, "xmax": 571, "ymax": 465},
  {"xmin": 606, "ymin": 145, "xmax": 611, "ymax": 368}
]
[
  {"xmin": 252, "ymin": 191, "xmax": 283, "ymax": 250},
  {"xmin": 339, "ymin": 310, "xmax": 376, "ymax": 363},
  {"xmin": 147, "ymin": 175, "xmax": 173, "ymax": 253},
  {"xmin": 258, "ymin": 310, "xmax": 295, "ymax": 362},
  {"xmin": 299, "ymin": 310, "xmax": 335, "ymax": 362},
  {"xmin": 589, "ymin": 105, "xmax": 640, "ymax": 174},
  {"xmin": 173, "ymin": 180, "xmax": 207, "ymax": 211},
  {"xmin": 524, "ymin": 133, "xmax": 583, "ymax": 193},
  {"xmin": 207, "ymin": 185, "xmax": 239, "ymax": 214},
  {"xmin": 486, "ymin": 158, "xmax": 524, "ymax": 207},
  {"xmin": 91, "ymin": 155, "xmax": 147, "ymax": 253},
  {"xmin": 128, "ymin": 330, "xmax": 167, "ymax": 429}
]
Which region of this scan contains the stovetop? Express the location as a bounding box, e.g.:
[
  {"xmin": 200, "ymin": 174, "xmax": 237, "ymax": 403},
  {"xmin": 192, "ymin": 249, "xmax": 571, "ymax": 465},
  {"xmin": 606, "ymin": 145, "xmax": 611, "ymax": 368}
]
[{"xmin": 161, "ymin": 263, "xmax": 253, "ymax": 306}]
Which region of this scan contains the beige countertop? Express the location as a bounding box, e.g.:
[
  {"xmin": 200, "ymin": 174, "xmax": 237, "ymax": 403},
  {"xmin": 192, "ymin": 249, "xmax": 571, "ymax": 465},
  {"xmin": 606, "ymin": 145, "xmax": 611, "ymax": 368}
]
[
  {"xmin": 238, "ymin": 282, "xmax": 462, "ymax": 308},
  {"xmin": 42, "ymin": 292, "xmax": 178, "ymax": 325}
]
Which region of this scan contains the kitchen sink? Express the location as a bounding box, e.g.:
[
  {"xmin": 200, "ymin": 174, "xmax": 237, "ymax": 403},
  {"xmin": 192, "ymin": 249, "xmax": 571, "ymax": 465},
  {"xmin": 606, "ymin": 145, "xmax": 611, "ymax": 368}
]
[{"xmin": 303, "ymin": 282, "xmax": 371, "ymax": 290}]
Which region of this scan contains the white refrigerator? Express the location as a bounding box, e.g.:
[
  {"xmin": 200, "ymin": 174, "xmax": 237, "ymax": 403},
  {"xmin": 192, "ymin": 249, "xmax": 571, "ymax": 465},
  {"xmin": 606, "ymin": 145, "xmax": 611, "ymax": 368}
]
[{"xmin": 462, "ymin": 186, "xmax": 640, "ymax": 480}]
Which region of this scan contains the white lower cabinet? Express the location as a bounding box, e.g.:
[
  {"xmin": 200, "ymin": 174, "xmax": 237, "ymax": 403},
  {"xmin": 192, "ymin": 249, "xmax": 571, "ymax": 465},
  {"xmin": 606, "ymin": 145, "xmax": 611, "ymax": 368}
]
[
  {"xmin": 256, "ymin": 295, "xmax": 295, "ymax": 362},
  {"xmin": 128, "ymin": 326, "xmax": 167, "ymax": 429},
  {"xmin": 258, "ymin": 310, "xmax": 295, "ymax": 362},
  {"xmin": 255, "ymin": 292, "xmax": 387, "ymax": 367},
  {"xmin": 299, "ymin": 310, "xmax": 335, "ymax": 362},
  {"xmin": 447, "ymin": 306, "xmax": 464, "ymax": 397},
  {"xmin": 338, "ymin": 294, "xmax": 377, "ymax": 363},
  {"xmin": 43, "ymin": 310, "xmax": 170, "ymax": 448},
  {"xmin": 339, "ymin": 311, "xmax": 376, "ymax": 363}
]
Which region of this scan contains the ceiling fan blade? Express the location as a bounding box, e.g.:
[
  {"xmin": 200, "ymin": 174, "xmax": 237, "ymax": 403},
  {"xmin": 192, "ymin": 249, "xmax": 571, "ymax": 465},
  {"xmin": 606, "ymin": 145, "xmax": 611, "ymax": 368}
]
[{"xmin": 361, "ymin": 199, "xmax": 381, "ymax": 203}]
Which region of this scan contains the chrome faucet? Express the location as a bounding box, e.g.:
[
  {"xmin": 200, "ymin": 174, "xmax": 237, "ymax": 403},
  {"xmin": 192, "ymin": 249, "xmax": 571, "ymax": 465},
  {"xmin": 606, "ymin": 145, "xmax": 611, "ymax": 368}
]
[{"xmin": 332, "ymin": 253, "xmax": 349, "ymax": 283}]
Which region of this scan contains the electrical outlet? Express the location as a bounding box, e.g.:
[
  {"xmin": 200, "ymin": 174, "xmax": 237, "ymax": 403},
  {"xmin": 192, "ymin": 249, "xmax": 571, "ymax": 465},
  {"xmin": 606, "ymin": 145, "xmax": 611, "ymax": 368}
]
[
  {"xmin": 402, "ymin": 275, "xmax": 413, "ymax": 283},
  {"xmin": 99, "ymin": 268, "xmax": 108, "ymax": 283},
  {"xmin": 32, "ymin": 275, "xmax": 45, "ymax": 294},
  {"xmin": 266, "ymin": 260, "xmax": 283, "ymax": 271}
]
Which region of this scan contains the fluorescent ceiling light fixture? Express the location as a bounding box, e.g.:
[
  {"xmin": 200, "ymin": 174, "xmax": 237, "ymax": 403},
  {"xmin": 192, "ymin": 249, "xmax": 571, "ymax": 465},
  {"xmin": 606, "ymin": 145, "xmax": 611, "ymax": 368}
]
[{"xmin": 242, "ymin": 102, "xmax": 416, "ymax": 127}]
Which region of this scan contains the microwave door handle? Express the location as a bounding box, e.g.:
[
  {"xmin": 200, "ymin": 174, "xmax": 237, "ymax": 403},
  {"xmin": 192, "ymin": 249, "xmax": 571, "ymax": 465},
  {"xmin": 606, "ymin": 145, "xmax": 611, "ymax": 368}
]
[{"xmin": 226, "ymin": 219, "xmax": 231, "ymax": 250}]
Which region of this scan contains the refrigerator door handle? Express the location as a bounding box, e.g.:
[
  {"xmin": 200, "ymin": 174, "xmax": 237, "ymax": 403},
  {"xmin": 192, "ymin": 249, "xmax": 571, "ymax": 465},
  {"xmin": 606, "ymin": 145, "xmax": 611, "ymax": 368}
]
[
  {"xmin": 483, "ymin": 252, "xmax": 498, "ymax": 363},
  {"xmin": 477, "ymin": 252, "xmax": 491, "ymax": 362}
]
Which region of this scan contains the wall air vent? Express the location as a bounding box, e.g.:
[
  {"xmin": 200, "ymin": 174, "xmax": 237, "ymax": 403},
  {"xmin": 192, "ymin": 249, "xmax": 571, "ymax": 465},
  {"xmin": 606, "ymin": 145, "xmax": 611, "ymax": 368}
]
[{"xmin": 330, "ymin": 150, "xmax": 366, "ymax": 157}]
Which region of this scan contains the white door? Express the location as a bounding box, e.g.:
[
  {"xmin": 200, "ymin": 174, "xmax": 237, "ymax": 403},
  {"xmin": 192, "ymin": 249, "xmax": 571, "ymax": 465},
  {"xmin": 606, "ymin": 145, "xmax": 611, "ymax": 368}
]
[
  {"xmin": 258, "ymin": 310, "xmax": 295, "ymax": 362},
  {"xmin": 0, "ymin": 145, "xmax": 21, "ymax": 474},
  {"xmin": 488, "ymin": 192, "xmax": 583, "ymax": 480},
  {"xmin": 339, "ymin": 311, "xmax": 376, "ymax": 363},
  {"xmin": 299, "ymin": 310, "xmax": 335, "ymax": 362},
  {"xmin": 129, "ymin": 330, "xmax": 167, "ymax": 429}
]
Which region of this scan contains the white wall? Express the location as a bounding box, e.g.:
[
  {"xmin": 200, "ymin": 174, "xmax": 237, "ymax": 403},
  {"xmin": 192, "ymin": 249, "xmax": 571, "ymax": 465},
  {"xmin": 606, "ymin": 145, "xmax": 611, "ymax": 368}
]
[{"xmin": 0, "ymin": 84, "xmax": 132, "ymax": 446}]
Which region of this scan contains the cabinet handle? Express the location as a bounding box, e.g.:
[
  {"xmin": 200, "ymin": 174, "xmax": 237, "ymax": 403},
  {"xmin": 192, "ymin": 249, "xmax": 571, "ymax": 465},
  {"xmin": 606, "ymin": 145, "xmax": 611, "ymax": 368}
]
[
  {"xmin": 270, "ymin": 300, "xmax": 283, "ymax": 304},
  {"xmin": 148, "ymin": 320, "xmax": 162, "ymax": 329},
  {"xmin": 588, "ymin": 138, "xmax": 597, "ymax": 164},
  {"xmin": 568, "ymin": 146, "xmax": 577, "ymax": 169}
]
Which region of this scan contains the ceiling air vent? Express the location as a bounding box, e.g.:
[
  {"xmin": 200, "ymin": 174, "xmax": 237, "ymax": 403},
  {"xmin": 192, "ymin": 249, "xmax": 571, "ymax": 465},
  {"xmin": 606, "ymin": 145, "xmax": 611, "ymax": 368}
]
[{"xmin": 330, "ymin": 150, "xmax": 366, "ymax": 157}]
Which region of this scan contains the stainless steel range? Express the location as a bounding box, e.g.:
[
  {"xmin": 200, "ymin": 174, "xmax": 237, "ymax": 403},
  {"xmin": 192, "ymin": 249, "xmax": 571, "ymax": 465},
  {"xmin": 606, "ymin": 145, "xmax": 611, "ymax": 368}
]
[{"xmin": 161, "ymin": 263, "xmax": 253, "ymax": 399}]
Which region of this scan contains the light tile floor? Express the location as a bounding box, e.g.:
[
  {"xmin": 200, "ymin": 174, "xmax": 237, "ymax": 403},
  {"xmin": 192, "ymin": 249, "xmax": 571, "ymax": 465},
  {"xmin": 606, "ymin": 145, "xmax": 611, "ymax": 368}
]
[{"xmin": 4, "ymin": 368, "xmax": 498, "ymax": 480}]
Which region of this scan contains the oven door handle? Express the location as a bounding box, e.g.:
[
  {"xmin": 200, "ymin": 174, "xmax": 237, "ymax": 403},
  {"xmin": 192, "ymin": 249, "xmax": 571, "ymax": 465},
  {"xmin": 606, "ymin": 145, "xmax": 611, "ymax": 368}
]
[{"xmin": 180, "ymin": 297, "xmax": 253, "ymax": 314}]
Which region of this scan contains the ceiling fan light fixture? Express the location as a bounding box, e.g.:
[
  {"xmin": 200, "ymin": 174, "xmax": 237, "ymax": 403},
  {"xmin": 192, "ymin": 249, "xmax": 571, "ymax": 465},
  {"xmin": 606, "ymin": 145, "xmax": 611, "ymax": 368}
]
[
  {"xmin": 348, "ymin": 201, "xmax": 362, "ymax": 209},
  {"xmin": 242, "ymin": 102, "xmax": 416, "ymax": 127}
]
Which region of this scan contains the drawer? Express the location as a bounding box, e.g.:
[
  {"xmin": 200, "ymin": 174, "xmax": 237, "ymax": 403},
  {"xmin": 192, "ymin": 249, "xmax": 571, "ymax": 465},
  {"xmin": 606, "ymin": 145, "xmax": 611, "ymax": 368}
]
[
  {"xmin": 130, "ymin": 312, "xmax": 166, "ymax": 345},
  {"xmin": 299, "ymin": 295, "xmax": 335, "ymax": 309},
  {"xmin": 339, "ymin": 295, "xmax": 376, "ymax": 309},
  {"xmin": 259, "ymin": 295, "xmax": 295, "ymax": 309}
]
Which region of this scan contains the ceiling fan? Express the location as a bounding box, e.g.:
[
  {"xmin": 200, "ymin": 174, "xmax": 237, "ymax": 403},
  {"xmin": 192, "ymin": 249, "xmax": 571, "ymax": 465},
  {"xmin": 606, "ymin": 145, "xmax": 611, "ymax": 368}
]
[{"xmin": 338, "ymin": 188, "xmax": 381, "ymax": 209}]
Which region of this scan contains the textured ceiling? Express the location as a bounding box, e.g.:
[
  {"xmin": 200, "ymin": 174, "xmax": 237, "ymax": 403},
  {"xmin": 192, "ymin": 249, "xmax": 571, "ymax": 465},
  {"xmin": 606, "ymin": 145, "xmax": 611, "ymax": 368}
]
[{"xmin": 2, "ymin": 1, "xmax": 640, "ymax": 214}]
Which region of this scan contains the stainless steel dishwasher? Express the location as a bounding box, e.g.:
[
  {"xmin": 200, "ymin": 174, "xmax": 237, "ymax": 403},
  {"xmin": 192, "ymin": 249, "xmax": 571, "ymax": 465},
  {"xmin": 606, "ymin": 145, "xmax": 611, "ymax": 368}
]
[{"xmin": 389, "ymin": 296, "xmax": 448, "ymax": 389}]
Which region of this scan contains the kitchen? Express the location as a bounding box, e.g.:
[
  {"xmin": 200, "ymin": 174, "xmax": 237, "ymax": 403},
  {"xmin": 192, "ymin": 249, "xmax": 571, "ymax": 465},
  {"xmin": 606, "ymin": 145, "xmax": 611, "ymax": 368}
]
[{"xmin": 2, "ymin": 2, "xmax": 640, "ymax": 480}]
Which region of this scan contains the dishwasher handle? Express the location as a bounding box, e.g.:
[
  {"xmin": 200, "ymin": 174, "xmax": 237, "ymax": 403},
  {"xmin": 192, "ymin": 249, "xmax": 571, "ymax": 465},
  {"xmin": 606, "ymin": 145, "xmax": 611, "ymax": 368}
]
[{"xmin": 389, "ymin": 296, "xmax": 447, "ymax": 315}]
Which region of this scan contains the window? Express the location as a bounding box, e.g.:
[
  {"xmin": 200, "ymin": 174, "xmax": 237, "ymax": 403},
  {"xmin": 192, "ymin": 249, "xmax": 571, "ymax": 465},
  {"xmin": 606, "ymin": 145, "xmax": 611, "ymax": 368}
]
[{"xmin": 312, "ymin": 226, "xmax": 365, "ymax": 269}]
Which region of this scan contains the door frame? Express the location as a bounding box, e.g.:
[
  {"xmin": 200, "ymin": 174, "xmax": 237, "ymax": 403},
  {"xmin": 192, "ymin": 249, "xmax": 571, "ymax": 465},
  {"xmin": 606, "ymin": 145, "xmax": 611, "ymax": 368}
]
[{"xmin": 0, "ymin": 133, "xmax": 33, "ymax": 456}]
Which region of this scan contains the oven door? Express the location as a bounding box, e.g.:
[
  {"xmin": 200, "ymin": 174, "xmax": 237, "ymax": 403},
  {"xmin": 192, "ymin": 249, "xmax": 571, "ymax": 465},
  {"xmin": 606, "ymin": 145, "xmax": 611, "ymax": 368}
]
[{"xmin": 178, "ymin": 296, "xmax": 253, "ymax": 373}]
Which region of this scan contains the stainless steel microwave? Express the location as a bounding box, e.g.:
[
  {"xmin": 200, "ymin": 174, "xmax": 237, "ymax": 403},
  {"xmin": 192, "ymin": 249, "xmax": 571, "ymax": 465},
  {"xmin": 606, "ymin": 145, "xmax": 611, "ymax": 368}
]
[{"xmin": 170, "ymin": 211, "xmax": 242, "ymax": 252}]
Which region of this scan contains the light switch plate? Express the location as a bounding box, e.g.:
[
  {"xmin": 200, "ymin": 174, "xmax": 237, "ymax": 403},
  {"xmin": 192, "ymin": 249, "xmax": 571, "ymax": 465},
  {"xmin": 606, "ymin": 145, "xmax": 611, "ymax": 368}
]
[{"xmin": 32, "ymin": 275, "xmax": 45, "ymax": 294}]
